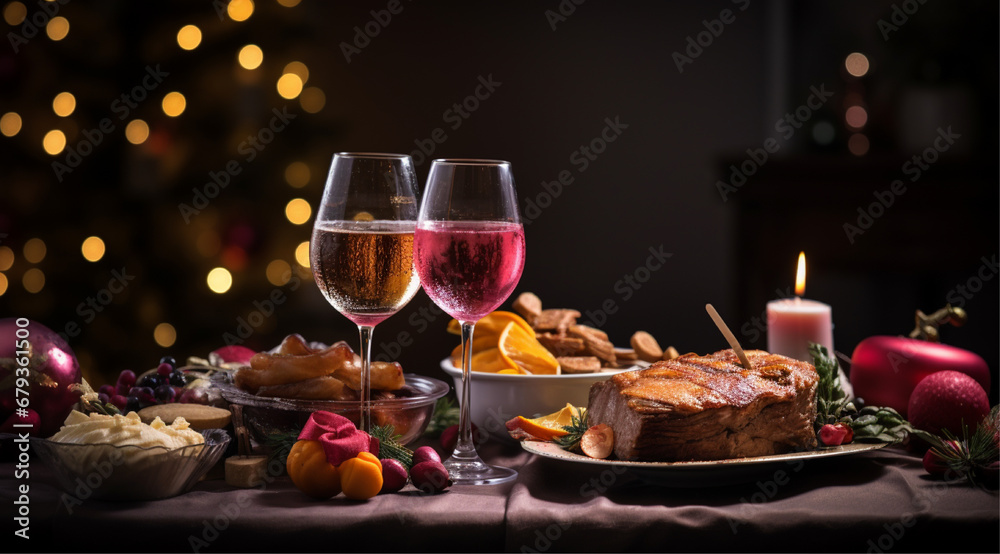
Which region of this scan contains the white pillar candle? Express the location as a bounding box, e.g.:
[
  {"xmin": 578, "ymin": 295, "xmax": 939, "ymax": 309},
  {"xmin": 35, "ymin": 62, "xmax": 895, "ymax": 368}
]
[{"xmin": 766, "ymin": 297, "xmax": 834, "ymax": 362}]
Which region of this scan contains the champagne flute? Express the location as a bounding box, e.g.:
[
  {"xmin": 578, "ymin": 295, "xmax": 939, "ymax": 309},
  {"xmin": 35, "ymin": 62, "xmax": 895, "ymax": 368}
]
[
  {"xmin": 414, "ymin": 158, "xmax": 525, "ymax": 485},
  {"xmin": 310, "ymin": 153, "xmax": 421, "ymax": 432}
]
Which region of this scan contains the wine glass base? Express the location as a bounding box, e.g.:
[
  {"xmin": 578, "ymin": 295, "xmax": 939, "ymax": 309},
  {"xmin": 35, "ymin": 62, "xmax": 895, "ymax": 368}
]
[{"xmin": 444, "ymin": 456, "xmax": 518, "ymax": 486}]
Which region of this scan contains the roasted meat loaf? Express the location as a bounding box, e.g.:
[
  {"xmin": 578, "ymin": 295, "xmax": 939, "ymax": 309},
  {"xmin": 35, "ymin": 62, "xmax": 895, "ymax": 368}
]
[{"xmin": 588, "ymin": 349, "xmax": 818, "ymax": 461}]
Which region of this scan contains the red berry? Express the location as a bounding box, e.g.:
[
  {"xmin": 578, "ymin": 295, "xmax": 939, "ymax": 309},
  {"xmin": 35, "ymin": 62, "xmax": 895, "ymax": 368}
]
[
  {"xmin": 819, "ymin": 423, "xmax": 849, "ymax": 446},
  {"xmin": 922, "ymin": 448, "xmax": 949, "ymax": 476},
  {"xmin": 440, "ymin": 423, "xmax": 479, "ymax": 453},
  {"xmin": 156, "ymin": 363, "xmax": 172, "ymax": 376}
]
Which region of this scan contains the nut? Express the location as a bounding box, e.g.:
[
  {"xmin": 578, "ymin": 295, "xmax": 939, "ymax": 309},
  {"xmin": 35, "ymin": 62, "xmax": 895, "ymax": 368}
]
[{"xmin": 630, "ymin": 331, "xmax": 663, "ymax": 362}]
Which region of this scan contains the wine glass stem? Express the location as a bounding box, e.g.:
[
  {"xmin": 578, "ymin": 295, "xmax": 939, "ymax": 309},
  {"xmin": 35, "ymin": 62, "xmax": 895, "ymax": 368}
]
[
  {"xmin": 456, "ymin": 321, "xmax": 477, "ymax": 456},
  {"xmin": 358, "ymin": 324, "xmax": 374, "ymax": 433}
]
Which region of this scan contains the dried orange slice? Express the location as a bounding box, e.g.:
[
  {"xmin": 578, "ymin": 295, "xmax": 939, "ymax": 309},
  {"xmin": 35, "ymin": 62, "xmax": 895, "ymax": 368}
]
[
  {"xmin": 506, "ymin": 403, "xmax": 582, "ymax": 441},
  {"xmin": 497, "ymin": 322, "xmax": 560, "ymax": 375},
  {"xmin": 446, "ymin": 311, "xmax": 534, "ymax": 337}
]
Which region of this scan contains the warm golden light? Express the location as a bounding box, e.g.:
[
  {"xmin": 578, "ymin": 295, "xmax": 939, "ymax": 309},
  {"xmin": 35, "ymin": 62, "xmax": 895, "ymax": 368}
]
[
  {"xmin": 176, "ymin": 24, "xmax": 202, "ymax": 50},
  {"xmin": 285, "ymin": 198, "xmax": 311, "ymax": 225},
  {"xmin": 227, "ymin": 0, "xmax": 254, "ymax": 21},
  {"xmin": 0, "ymin": 273, "xmax": 7, "ymax": 297},
  {"xmin": 43, "ymin": 129, "xmax": 66, "ymax": 155},
  {"xmin": 125, "ymin": 119, "xmax": 149, "ymax": 145},
  {"xmin": 283, "ymin": 61, "xmax": 309, "ymax": 83},
  {"xmin": 266, "ymin": 259, "xmax": 291, "ymax": 286},
  {"xmin": 238, "ymin": 44, "xmax": 263, "ymax": 70},
  {"xmin": 295, "ymin": 241, "xmax": 310, "ymax": 268},
  {"xmin": 299, "ymin": 87, "xmax": 325, "ymax": 114},
  {"xmin": 162, "ymin": 91, "xmax": 186, "ymax": 117},
  {"xmin": 153, "ymin": 322, "xmax": 177, "ymax": 348},
  {"xmin": 794, "ymin": 251, "xmax": 806, "ymax": 297},
  {"xmin": 0, "ymin": 246, "xmax": 12, "ymax": 271},
  {"xmin": 46, "ymin": 16, "xmax": 69, "ymax": 40},
  {"xmin": 276, "ymin": 73, "xmax": 303, "ymax": 99},
  {"xmin": 284, "ymin": 161, "xmax": 310, "ymax": 188},
  {"xmin": 207, "ymin": 267, "xmax": 233, "ymax": 293},
  {"xmin": 0, "ymin": 112, "xmax": 22, "ymax": 137},
  {"xmin": 845, "ymin": 52, "xmax": 869, "ymax": 78},
  {"xmin": 276, "ymin": 0, "xmax": 301, "ymax": 6},
  {"xmin": 845, "ymin": 105, "xmax": 867, "ymax": 129},
  {"xmin": 52, "ymin": 92, "xmax": 75, "ymax": 117},
  {"xmin": 3, "ymin": 2, "xmax": 26, "ymax": 25},
  {"xmin": 24, "ymin": 238, "xmax": 46, "ymax": 263},
  {"xmin": 848, "ymin": 133, "xmax": 870, "ymax": 156},
  {"xmin": 81, "ymin": 236, "xmax": 105, "ymax": 262},
  {"xmin": 22, "ymin": 268, "xmax": 44, "ymax": 293}
]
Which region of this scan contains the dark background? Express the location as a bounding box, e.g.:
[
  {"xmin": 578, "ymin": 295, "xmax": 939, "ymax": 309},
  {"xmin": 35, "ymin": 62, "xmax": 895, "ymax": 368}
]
[{"xmin": 0, "ymin": 0, "xmax": 997, "ymax": 399}]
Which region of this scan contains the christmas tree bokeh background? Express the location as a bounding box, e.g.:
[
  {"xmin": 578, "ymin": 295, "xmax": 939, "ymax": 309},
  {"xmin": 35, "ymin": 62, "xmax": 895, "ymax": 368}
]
[{"xmin": 1, "ymin": 0, "xmax": 358, "ymax": 385}]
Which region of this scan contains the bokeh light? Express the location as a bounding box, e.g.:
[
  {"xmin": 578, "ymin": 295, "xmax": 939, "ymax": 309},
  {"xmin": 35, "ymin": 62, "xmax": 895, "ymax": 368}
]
[
  {"xmin": 176, "ymin": 24, "xmax": 201, "ymax": 50},
  {"xmin": 0, "ymin": 246, "xmax": 13, "ymax": 271},
  {"xmin": 53, "ymin": 92, "xmax": 76, "ymax": 117},
  {"xmin": 227, "ymin": 0, "xmax": 254, "ymax": 21},
  {"xmin": 283, "ymin": 61, "xmax": 309, "ymax": 83},
  {"xmin": 295, "ymin": 241, "xmax": 310, "ymax": 268},
  {"xmin": 125, "ymin": 119, "xmax": 149, "ymax": 144},
  {"xmin": 284, "ymin": 161, "xmax": 310, "ymax": 188},
  {"xmin": 276, "ymin": 73, "xmax": 303, "ymax": 99},
  {"xmin": 0, "ymin": 273, "xmax": 7, "ymax": 297},
  {"xmin": 3, "ymin": 1, "xmax": 26, "ymax": 25},
  {"xmin": 24, "ymin": 238, "xmax": 46, "ymax": 263},
  {"xmin": 848, "ymin": 133, "xmax": 870, "ymax": 156},
  {"xmin": 266, "ymin": 259, "xmax": 291, "ymax": 286},
  {"xmin": 153, "ymin": 323, "xmax": 177, "ymax": 348},
  {"xmin": 22, "ymin": 268, "xmax": 45, "ymax": 293},
  {"xmin": 207, "ymin": 267, "xmax": 233, "ymax": 293},
  {"xmin": 46, "ymin": 16, "xmax": 69, "ymax": 40},
  {"xmin": 43, "ymin": 129, "xmax": 66, "ymax": 155},
  {"xmin": 81, "ymin": 236, "xmax": 106, "ymax": 262},
  {"xmin": 299, "ymin": 87, "xmax": 325, "ymax": 114},
  {"xmin": 238, "ymin": 44, "xmax": 263, "ymax": 70},
  {"xmin": 845, "ymin": 52, "xmax": 869, "ymax": 78},
  {"xmin": 1, "ymin": 112, "xmax": 22, "ymax": 137},
  {"xmin": 162, "ymin": 91, "xmax": 186, "ymax": 117},
  {"xmin": 845, "ymin": 105, "xmax": 868, "ymax": 129},
  {"xmin": 285, "ymin": 198, "xmax": 311, "ymax": 225},
  {"xmin": 277, "ymin": 0, "xmax": 301, "ymax": 6}
]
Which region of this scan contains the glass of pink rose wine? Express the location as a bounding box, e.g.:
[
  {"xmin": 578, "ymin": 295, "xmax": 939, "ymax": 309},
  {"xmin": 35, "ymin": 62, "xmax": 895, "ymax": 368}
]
[
  {"xmin": 415, "ymin": 158, "xmax": 526, "ymax": 485},
  {"xmin": 310, "ymin": 153, "xmax": 421, "ymax": 432}
]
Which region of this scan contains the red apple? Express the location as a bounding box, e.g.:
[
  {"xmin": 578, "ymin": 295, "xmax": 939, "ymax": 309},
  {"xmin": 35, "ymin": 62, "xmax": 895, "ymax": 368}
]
[{"xmin": 850, "ymin": 336, "xmax": 990, "ymax": 417}]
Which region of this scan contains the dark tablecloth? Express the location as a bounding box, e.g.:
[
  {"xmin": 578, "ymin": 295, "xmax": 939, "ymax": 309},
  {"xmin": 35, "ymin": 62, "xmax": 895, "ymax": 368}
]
[{"xmin": 2, "ymin": 441, "xmax": 997, "ymax": 553}]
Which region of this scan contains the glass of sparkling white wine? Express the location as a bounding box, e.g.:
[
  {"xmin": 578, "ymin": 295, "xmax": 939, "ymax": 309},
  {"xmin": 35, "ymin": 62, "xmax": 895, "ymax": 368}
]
[{"xmin": 310, "ymin": 153, "xmax": 421, "ymax": 432}]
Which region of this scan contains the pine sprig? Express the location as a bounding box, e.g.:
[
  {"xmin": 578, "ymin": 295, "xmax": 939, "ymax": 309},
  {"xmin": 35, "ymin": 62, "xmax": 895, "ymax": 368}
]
[
  {"xmin": 555, "ymin": 408, "xmax": 588, "ymax": 452},
  {"xmin": 810, "ymin": 343, "xmax": 849, "ymax": 431},
  {"xmin": 928, "ymin": 405, "xmax": 1000, "ymax": 488},
  {"xmin": 370, "ymin": 424, "xmax": 414, "ymax": 468},
  {"xmin": 809, "ymin": 343, "xmax": 912, "ymax": 444},
  {"xmin": 263, "ymin": 429, "xmax": 300, "ymax": 468},
  {"xmin": 424, "ymin": 397, "xmax": 459, "ymax": 438}
]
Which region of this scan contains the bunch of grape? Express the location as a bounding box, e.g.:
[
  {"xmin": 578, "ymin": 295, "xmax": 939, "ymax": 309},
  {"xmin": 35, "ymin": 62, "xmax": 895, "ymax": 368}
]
[{"xmin": 97, "ymin": 357, "xmax": 207, "ymax": 414}]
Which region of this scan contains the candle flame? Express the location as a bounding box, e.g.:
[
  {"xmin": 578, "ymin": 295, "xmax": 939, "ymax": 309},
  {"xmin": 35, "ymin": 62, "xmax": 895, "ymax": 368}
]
[{"xmin": 795, "ymin": 251, "xmax": 806, "ymax": 296}]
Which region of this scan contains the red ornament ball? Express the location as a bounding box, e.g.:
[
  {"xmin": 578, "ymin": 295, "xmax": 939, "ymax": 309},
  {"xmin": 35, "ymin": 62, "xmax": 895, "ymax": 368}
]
[
  {"xmin": 907, "ymin": 370, "xmax": 990, "ymax": 438},
  {"xmin": 0, "ymin": 319, "xmax": 82, "ymax": 436}
]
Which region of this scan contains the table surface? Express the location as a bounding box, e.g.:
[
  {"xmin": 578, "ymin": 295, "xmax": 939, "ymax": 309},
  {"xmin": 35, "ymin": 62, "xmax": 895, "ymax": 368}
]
[{"xmin": 3, "ymin": 440, "xmax": 998, "ymax": 553}]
